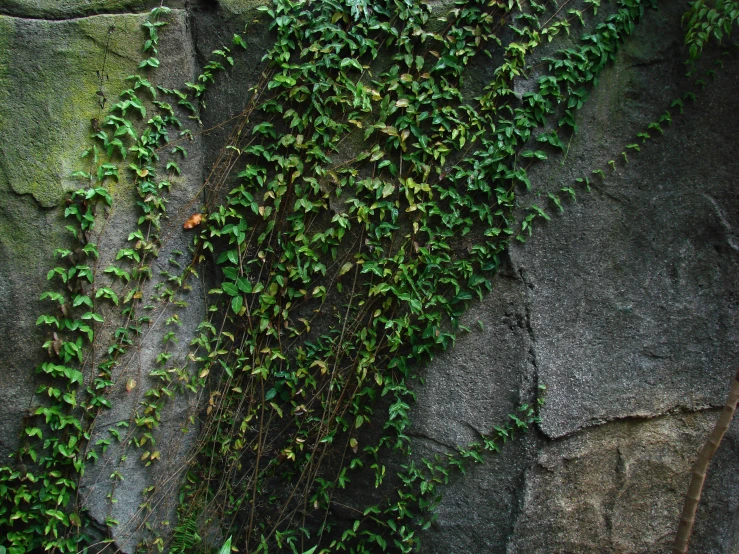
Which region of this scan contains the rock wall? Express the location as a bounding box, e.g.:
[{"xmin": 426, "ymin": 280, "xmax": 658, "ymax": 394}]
[
  {"xmin": 410, "ymin": 2, "xmax": 739, "ymax": 551},
  {"xmin": 0, "ymin": 0, "xmax": 737, "ymax": 552}
]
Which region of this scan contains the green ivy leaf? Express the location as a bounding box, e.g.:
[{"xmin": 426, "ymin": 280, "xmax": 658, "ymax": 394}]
[{"xmin": 222, "ymin": 282, "xmax": 238, "ymax": 296}]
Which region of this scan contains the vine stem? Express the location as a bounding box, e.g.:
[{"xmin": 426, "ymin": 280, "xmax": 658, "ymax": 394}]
[{"xmin": 673, "ymin": 366, "xmax": 739, "ymax": 554}]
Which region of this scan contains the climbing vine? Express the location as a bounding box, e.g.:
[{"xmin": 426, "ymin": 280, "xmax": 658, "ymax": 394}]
[{"xmin": 0, "ymin": 0, "xmax": 736, "ymax": 553}]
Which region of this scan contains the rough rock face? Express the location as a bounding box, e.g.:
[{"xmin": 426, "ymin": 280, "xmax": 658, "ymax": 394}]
[
  {"xmin": 0, "ymin": 7, "xmax": 205, "ymax": 550},
  {"xmin": 0, "ymin": 1, "xmax": 187, "ymax": 19},
  {"xmin": 520, "ymin": 15, "xmax": 739, "ymax": 439},
  {"xmin": 409, "ymin": 2, "xmax": 739, "ymax": 553},
  {"xmin": 0, "ymin": 11, "xmax": 154, "ymax": 457},
  {"xmin": 507, "ymin": 414, "xmax": 739, "ymax": 554},
  {"xmin": 0, "ymin": 1, "xmax": 738, "ymax": 553}
]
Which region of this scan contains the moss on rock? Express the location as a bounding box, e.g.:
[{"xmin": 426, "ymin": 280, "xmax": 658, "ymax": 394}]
[
  {"xmin": 0, "ymin": 1, "xmax": 179, "ymax": 19},
  {"xmin": 217, "ymin": 0, "xmax": 268, "ymax": 15},
  {"xmin": 0, "ymin": 14, "xmax": 147, "ymax": 208}
]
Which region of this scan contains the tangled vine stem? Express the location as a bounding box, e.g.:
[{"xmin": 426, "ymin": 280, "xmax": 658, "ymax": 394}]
[{"xmin": 673, "ymin": 367, "xmax": 739, "ymax": 554}]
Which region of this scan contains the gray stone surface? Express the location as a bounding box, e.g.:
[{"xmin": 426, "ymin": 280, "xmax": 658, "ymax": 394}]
[
  {"xmin": 692, "ymin": 411, "xmax": 739, "ymax": 553},
  {"xmin": 0, "ymin": 0, "xmax": 186, "ymax": 19},
  {"xmin": 0, "ymin": 14, "xmax": 145, "ymax": 207},
  {"xmin": 507, "ymin": 411, "xmax": 738, "ymax": 554},
  {"xmin": 515, "ymin": 0, "xmax": 739, "ymax": 440},
  {"xmin": 410, "ymin": 263, "xmax": 535, "ymax": 449},
  {"xmin": 410, "ymin": 2, "xmax": 739, "ymax": 553},
  {"xmin": 189, "ymin": 0, "xmax": 271, "ymax": 175},
  {"xmin": 0, "ymin": 11, "xmax": 153, "ymax": 458},
  {"xmin": 405, "ymin": 262, "xmax": 538, "ymax": 552},
  {"xmin": 413, "ymin": 436, "xmax": 538, "ymax": 554},
  {"xmin": 0, "ymin": 8, "xmax": 206, "ymax": 552},
  {"xmin": 73, "ymin": 11, "xmax": 207, "ymax": 552},
  {"xmin": 0, "ymin": 186, "xmax": 68, "ymax": 460}
]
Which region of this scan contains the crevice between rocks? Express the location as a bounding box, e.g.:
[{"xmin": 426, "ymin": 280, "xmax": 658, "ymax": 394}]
[
  {"xmin": 407, "ymin": 431, "xmax": 457, "ymax": 453},
  {"xmin": 546, "ymin": 402, "xmax": 724, "ymax": 443},
  {"xmin": 6, "ymin": 184, "xmax": 55, "ymax": 212},
  {"xmin": 512, "ymin": 263, "xmax": 542, "ymax": 417}
]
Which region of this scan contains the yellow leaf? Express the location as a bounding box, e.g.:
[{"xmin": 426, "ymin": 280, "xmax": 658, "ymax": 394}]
[
  {"xmin": 370, "ymin": 149, "xmax": 385, "ymax": 162},
  {"xmin": 311, "ymin": 360, "xmax": 328, "ymax": 374}
]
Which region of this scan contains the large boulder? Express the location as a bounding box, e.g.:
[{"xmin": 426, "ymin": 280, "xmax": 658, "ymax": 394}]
[
  {"xmin": 411, "ymin": 1, "xmax": 739, "ymax": 552},
  {"xmin": 0, "ymin": 8, "xmax": 207, "ymax": 551}
]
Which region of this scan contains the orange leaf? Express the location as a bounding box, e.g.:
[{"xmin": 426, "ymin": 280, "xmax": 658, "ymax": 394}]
[{"xmin": 183, "ymin": 213, "xmax": 203, "ymax": 230}]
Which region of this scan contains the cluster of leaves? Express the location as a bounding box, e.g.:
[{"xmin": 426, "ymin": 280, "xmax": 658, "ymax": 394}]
[
  {"xmin": 0, "ymin": 185, "xmax": 110, "ymax": 553},
  {"xmin": 165, "ymin": 0, "xmax": 656, "ymax": 553},
  {"xmin": 683, "ymin": 0, "xmax": 739, "ymax": 67}
]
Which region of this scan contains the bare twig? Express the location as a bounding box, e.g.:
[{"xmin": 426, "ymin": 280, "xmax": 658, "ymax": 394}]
[{"xmin": 673, "ymin": 366, "xmax": 739, "ymax": 554}]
